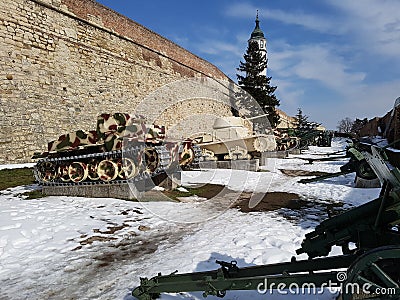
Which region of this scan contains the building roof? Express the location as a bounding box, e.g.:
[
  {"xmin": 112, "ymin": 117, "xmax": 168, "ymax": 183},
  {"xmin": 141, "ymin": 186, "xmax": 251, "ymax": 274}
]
[{"xmin": 250, "ymin": 11, "xmax": 265, "ymax": 39}]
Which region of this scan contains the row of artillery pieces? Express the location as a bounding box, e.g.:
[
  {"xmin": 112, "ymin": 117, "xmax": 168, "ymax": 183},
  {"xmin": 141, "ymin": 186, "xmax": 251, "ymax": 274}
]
[{"xmin": 33, "ymin": 113, "xmax": 324, "ymax": 186}]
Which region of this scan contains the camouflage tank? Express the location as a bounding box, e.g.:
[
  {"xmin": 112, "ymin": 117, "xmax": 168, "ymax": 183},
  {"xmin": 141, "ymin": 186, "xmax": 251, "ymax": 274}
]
[
  {"xmin": 32, "ymin": 113, "xmax": 200, "ymax": 185},
  {"xmin": 192, "ymin": 116, "xmax": 276, "ymax": 160}
]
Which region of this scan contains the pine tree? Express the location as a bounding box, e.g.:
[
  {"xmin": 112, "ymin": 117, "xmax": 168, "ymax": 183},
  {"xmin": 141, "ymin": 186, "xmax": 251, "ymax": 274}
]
[
  {"xmin": 236, "ymin": 41, "xmax": 280, "ymax": 127},
  {"xmin": 295, "ymin": 108, "xmax": 319, "ymax": 134}
]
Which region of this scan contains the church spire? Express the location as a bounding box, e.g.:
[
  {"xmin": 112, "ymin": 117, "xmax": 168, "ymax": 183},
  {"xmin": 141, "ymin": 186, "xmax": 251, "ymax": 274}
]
[
  {"xmin": 250, "ymin": 10, "xmax": 265, "ymax": 39},
  {"xmin": 248, "ymin": 10, "xmax": 267, "ymax": 76}
]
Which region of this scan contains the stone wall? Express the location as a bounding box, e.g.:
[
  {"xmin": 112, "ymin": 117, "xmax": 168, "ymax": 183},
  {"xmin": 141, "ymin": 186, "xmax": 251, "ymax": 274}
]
[
  {"xmin": 0, "ymin": 0, "xmax": 232, "ymax": 163},
  {"xmin": 358, "ymin": 107, "xmax": 400, "ymax": 144}
]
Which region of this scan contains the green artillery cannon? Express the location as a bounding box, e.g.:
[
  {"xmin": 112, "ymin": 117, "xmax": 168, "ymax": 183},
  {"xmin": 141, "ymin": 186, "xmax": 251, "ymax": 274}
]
[
  {"xmin": 132, "ymin": 143, "xmax": 400, "ymax": 300},
  {"xmin": 298, "ymin": 142, "xmax": 377, "ymax": 184}
]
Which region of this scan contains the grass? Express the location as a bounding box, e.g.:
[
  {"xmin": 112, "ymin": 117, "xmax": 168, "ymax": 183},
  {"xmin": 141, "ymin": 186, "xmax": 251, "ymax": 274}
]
[
  {"xmin": 22, "ymin": 189, "xmax": 46, "ymax": 199},
  {"xmin": 0, "ymin": 167, "xmax": 36, "ymax": 191},
  {"xmin": 162, "ymin": 187, "xmax": 200, "ymax": 201},
  {"xmin": 162, "ymin": 184, "xmax": 224, "ymax": 201},
  {"xmin": 0, "ymin": 168, "xmax": 225, "ymax": 201}
]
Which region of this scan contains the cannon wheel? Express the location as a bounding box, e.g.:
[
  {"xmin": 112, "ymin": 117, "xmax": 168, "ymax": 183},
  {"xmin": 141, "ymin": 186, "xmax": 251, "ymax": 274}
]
[
  {"xmin": 342, "ymin": 246, "xmax": 400, "ymax": 300},
  {"xmin": 355, "ymin": 159, "xmax": 377, "ymax": 180}
]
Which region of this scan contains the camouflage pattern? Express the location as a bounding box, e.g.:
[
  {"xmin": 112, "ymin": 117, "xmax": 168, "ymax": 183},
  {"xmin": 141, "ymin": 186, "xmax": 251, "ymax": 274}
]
[
  {"xmin": 179, "ymin": 140, "xmax": 196, "ymax": 166},
  {"xmin": 37, "ymin": 113, "xmax": 168, "ymax": 156},
  {"xmin": 146, "ymin": 125, "xmax": 166, "ymax": 144},
  {"xmin": 96, "ymin": 113, "xmax": 146, "ymax": 140},
  {"xmin": 165, "ymin": 139, "xmax": 196, "ymax": 168},
  {"xmin": 97, "ymin": 113, "xmax": 166, "ymax": 152},
  {"xmin": 47, "ymin": 130, "xmax": 97, "ymax": 152}
]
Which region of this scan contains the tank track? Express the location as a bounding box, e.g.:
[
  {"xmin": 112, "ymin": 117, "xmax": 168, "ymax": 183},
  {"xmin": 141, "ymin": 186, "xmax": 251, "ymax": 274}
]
[
  {"xmin": 34, "ymin": 143, "xmax": 203, "ymax": 186},
  {"xmin": 33, "ymin": 145, "xmax": 171, "ymax": 186}
]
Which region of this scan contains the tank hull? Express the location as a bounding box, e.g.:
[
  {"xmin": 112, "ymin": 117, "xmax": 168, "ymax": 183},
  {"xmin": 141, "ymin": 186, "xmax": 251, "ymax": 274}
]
[
  {"xmin": 198, "ymin": 134, "xmax": 276, "ymax": 160},
  {"xmin": 32, "ymin": 113, "xmax": 200, "ymax": 187}
]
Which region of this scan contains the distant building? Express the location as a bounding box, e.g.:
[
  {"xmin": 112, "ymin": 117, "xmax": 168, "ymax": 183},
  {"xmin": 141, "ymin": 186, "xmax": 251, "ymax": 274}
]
[{"xmin": 276, "ymin": 109, "xmax": 297, "ymax": 129}]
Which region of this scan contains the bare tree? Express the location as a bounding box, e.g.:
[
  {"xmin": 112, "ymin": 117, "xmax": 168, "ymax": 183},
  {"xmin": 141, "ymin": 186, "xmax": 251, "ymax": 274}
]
[{"xmin": 337, "ymin": 117, "xmax": 354, "ymax": 133}]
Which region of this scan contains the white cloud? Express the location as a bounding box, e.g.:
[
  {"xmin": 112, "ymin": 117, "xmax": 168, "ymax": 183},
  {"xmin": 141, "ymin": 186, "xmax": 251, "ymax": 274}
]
[
  {"xmin": 195, "ymin": 40, "xmax": 243, "ymax": 56},
  {"xmin": 224, "ymin": 3, "xmax": 259, "ymax": 19},
  {"xmin": 271, "ymin": 54, "xmax": 395, "ymax": 130},
  {"xmin": 270, "ymin": 44, "xmax": 366, "ymax": 92},
  {"xmin": 273, "ymin": 79, "xmax": 304, "ymax": 112},
  {"xmin": 340, "ymin": 79, "xmax": 400, "ymax": 116},
  {"xmin": 225, "ymin": 2, "xmax": 342, "ymax": 34},
  {"xmin": 327, "ymin": 0, "xmax": 400, "ymax": 57},
  {"xmin": 268, "ymin": 42, "xmax": 400, "ymax": 128}
]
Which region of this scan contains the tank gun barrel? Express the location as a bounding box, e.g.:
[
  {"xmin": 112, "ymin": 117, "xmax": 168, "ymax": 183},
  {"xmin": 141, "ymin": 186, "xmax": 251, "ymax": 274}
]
[{"xmin": 246, "ymin": 113, "xmax": 269, "ymax": 120}]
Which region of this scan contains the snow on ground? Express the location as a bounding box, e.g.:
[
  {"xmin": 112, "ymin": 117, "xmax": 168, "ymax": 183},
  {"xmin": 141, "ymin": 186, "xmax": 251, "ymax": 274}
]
[
  {"xmin": 0, "ymin": 162, "xmax": 35, "ymax": 170},
  {"xmin": 0, "ymin": 138, "xmax": 382, "ymax": 300}
]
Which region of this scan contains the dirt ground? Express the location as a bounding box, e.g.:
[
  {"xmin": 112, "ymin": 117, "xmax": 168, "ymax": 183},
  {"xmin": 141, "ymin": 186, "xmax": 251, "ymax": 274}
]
[
  {"xmin": 231, "ymin": 191, "xmax": 307, "ymax": 213},
  {"xmin": 164, "ymin": 183, "xmax": 308, "ymax": 213},
  {"xmin": 279, "ymin": 169, "xmax": 331, "ymax": 177},
  {"xmin": 162, "ymin": 184, "xmax": 225, "ymax": 200}
]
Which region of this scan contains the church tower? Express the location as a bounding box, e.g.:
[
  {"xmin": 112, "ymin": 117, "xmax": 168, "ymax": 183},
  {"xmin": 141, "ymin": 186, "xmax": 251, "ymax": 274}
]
[{"xmin": 248, "ymin": 10, "xmax": 267, "ymax": 76}]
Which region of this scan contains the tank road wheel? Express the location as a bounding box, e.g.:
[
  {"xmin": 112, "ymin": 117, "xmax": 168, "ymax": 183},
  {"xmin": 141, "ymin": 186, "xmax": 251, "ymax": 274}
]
[
  {"xmin": 342, "ymin": 246, "xmax": 400, "ymax": 300},
  {"xmin": 97, "ymin": 159, "xmax": 118, "ymax": 182},
  {"xmin": 38, "ymin": 161, "xmax": 57, "ymax": 182},
  {"xmin": 57, "ymin": 164, "xmax": 70, "ymax": 182},
  {"xmin": 118, "ymin": 158, "xmax": 138, "ymax": 179},
  {"xmin": 87, "ymin": 159, "xmax": 100, "ymax": 181},
  {"xmin": 228, "ymin": 146, "xmax": 248, "ymax": 160},
  {"xmin": 253, "ymin": 137, "xmax": 269, "ymax": 152},
  {"xmin": 179, "ymin": 147, "xmax": 195, "ymax": 167},
  {"xmin": 144, "ymin": 148, "xmax": 159, "ymax": 173},
  {"xmin": 68, "ymin": 162, "xmax": 88, "ymax": 183}
]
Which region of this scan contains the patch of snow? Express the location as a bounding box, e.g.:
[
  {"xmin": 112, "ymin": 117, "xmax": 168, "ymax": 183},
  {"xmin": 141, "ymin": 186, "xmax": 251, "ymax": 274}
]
[
  {"xmin": 176, "ymin": 195, "xmax": 207, "ymax": 203},
  {"xmin": 152, "ymin": 186, "xmax": 165, "ymax": 191},
  {"xmin": 176, "ymin": 186, "xmax": 189, "ymax": 193}
]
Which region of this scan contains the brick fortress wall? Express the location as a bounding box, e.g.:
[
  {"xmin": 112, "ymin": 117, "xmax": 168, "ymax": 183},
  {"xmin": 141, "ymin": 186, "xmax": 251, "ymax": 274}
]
[{"xmin": 0, "ymin": 0, "xmax": 232, "ymax": 163}]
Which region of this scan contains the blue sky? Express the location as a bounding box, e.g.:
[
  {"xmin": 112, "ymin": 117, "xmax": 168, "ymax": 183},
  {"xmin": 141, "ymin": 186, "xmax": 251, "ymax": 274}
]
[{"xmin": 96, "ymin": 0, "xmax": 400, "ymax": 129}]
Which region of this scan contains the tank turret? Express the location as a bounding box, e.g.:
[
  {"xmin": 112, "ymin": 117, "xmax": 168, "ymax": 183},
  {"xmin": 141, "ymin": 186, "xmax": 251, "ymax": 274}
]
[{"xmin": 192, "ymin": 116, "xmax": 276, "ymax": 160}]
